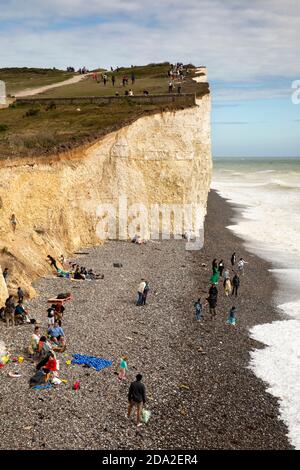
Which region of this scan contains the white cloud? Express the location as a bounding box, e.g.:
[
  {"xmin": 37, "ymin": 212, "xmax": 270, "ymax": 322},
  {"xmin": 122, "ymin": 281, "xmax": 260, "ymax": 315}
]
[{"xmin": 0, "ymin": 0, "xmax": 300, "ymax": 93}]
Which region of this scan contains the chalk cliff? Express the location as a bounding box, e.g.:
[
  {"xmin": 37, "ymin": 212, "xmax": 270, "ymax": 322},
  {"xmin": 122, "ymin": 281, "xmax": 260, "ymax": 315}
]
[{"xmin": 0, "ymin": 88, "xmax": 211, "ymax": 304}]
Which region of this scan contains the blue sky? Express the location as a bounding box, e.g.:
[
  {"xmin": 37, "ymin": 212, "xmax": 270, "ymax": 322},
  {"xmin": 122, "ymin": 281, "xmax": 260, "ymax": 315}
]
[{"xmin": 0, "ymin": 0, "xmax": 300, "ymax": 157}]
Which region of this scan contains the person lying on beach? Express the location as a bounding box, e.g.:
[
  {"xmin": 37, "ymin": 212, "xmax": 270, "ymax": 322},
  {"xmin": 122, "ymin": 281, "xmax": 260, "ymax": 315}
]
[
  {"xmin": 131, "ymin": 234, "xmax": 146, "ymax": 244},
  {"xmin": 74, "ymin": 266, "xmax": 85, "ymax": 280},
  {"xmin": 86, "ymin": 269, "xmax": 104, "ymax": 280}
]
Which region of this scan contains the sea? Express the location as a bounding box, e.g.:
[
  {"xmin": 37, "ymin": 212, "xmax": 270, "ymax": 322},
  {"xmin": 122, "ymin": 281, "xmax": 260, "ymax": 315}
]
[{"xmin": 212, "ymin": 157, "xmax": 300, "ymax": 449}]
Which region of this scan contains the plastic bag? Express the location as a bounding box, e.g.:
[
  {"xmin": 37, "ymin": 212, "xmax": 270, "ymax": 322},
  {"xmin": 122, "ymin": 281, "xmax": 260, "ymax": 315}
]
[{"xmin": 142, "ymin": 409, "xmax": 151, "ymax": 424}]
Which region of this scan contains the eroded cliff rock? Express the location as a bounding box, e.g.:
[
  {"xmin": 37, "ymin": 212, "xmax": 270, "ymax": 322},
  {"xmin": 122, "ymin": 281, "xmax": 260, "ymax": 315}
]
[{"xmin": 0, "ymin": 92, "xmax": 211, "ymax": 303}]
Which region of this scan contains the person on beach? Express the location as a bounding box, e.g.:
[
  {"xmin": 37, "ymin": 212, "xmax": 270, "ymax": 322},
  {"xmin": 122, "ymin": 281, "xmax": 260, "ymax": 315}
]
[
  {"xmin": 2, "ymin": 267, "xmax": 9, "ymax": 284},
  {"xmin": 232, "ymin": 274, "xmax": 240, "ymax": 297},
  {"xmin": 38, "ymin": 336, "xmax": 53, "ymax": 359},
  {"xmin": 118, "ymin": 355, "xmax": 128, "ymax": 381},
  {"xmin": 142, "ymin": 281, "xmax": 150, "ymax": 305},
  {"xmin": 227, "ymin": 306, "xmax": 237, "ymax": 326},
  {"xmin": 206, "ymin": 295, "xmax": 217, "ymax": 319},
  {"xmin": 52, "ymin": 335, "xmax": 66, "ymax": 353},
  {"xmin": 231, "ymin": 252, "xmax": 236, "ymax": 267},
  {"xmin": 10, "ymin": 214, "xmax": 17, "ymax": 232},
  {"xmin": 136, "ymin": 279, "xmax": 146, "ymax": 306},
  {"xmin": 209, "ymin": 283, "xmax": 218, "ymax": 300},
  {"xmin": 128, "ymin": 374, "xmax": 146, "ymax": 427},
  {"xmin": 48, "ymin": 321, "xmax": 65, "ymax": 344},
  {"xmin": 17, "ymin": 287, "xmax": 24, "ymax": 303},
  {"xmin": 15, "ymin": 301, "xmax": 30, "ymax": 324},
  {"xmin": 4, "ymin": 295, "xmax": 15, "ymax": 327},
  {"xmin": 47, "ymin": 307, "xmax": 55, "ymax": 327},
  {"xmin": 47, "ymin": 255, "xmax": 59, "ymax": 271},
  {"xmin": 224, "ymin": 277, "xmax": 232, "ymax": 297},
  {"xmin": 194, "ymin": 298, "xmax": 203, "ymax": 321},
  {"xmin": 210, "ymin": 259, "xmax": 220, "ymax": 284},
  {"xmin": 28, "ymin": 325, "xmax": 41, "ymax": 356},
  {"xmin": 237, "ymin": 258, "xmax": 248, "ymax": 276},
  {"xmin": 223, "ymin": 268, "xmax": 230, "ymax": 284},
  {"xmin": 218, "ymin": 260, "xmax": 225, "ymax": 277}
]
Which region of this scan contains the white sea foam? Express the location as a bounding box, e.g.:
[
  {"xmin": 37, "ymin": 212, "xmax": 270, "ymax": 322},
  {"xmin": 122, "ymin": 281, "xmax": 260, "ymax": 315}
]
[{"xmin": 212, "ymin": 158, "xmax": 300, "ymax": 449}]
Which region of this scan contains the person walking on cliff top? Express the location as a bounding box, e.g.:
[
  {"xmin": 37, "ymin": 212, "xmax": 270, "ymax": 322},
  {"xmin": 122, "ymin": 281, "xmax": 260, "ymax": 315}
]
[
  {"xmin": 127, "ymin": 374, "xmax": 146, "ymax": 426},
  {"xmin": 232, "ymin": 273, "xmax": 240, "ymax": 297},
  {"xmin": 111, "ymin": 75, "xmax": 116, "ymax": 86},
  {"xmin": 231, "ymin": 252, "xmax": 236, "ymax": 267}
]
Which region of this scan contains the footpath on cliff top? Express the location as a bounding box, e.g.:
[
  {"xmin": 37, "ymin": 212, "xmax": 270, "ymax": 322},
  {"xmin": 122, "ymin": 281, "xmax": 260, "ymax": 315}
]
[{"xmin": 0, "ymin": 191, "xmax": 292, "ymax": 450}]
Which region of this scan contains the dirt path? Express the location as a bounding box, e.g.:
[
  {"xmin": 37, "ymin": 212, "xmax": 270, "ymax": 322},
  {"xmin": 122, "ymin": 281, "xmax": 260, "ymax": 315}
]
[{"xmin": 14, "ymin": 74, "xmax": 90, "ymax": 98}]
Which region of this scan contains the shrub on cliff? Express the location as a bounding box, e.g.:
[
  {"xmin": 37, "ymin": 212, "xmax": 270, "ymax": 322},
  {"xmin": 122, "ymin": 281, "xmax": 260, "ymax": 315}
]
[{"xmin": 0, "ymin": 124, "xmax": 8, "ymax": 131}]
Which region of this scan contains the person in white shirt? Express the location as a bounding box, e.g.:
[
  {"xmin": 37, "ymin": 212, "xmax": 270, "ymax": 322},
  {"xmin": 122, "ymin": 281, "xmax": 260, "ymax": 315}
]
[
  {"xmin": 136, "ymin": 279, "xmax": 146, "ymax": 306},
  {"xmin": 237, "ymin": 258, "xmax": 248, "ymax": 275}
]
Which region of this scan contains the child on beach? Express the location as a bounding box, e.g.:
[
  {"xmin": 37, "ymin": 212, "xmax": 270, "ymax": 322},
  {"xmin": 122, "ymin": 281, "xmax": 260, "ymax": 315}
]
[
  {"xmin": 227, "ymin": 306, "xmax": 237, "ymax": 326},
  {"xmin": 118, "ymin": 355, "xmax": 128, "ymax": 381},
  {"xmin": 194, "ymin": 298, "xmax": 202, "ymax": 321}
]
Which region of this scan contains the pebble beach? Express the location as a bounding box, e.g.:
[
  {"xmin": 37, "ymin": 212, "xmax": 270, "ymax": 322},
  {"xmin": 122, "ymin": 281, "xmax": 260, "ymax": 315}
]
[{"xmin": 0, "ymin": 191, "xmax": 293, "ymax": 450}]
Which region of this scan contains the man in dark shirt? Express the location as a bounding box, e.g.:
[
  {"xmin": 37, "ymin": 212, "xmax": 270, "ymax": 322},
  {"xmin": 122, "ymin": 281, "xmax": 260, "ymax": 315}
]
[
  {"xmin": 128, "ymin": 374, "xmax": 146, "ymax": 426},
  {"xmin": 232, "ymin": 274, "xmax": 240, "ymax": 297}
]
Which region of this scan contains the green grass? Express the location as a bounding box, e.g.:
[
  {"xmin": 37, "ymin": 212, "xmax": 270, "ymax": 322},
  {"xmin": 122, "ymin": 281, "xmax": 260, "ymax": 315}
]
[
  {"xmin": 32, "ymin": 63, "xmax": 206, "ymax": 99},
  {"xmin": 0, "ymin": 100, "xmax": 192, "ymax": 158},
  {"xmin": 0, "ymin": 67, "xmax": 75, "ymax": 95},
  {"xmin": 0, "ymin": 63, "xmax": 209, "ymax": 158}
]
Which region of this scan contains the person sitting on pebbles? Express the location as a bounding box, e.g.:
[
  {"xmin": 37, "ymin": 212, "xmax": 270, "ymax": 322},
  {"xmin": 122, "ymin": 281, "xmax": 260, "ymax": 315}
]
[
  {"xmin": 48, "ymin": 320, "xmax": 65, "ymax": 345},
  {"xmin": 52, "ymin": 335, "xmax": 66, "ymax": 353},
  {"xmin": 15, "ymin": 301, "xmax": 30, "ymax": 324},
  {"xmin": 38, "ymin": 336, "xmax": 53, "ymax": 359},
  {"xmin": 28, "ymin": 325, "xmax": 41, "ymax": 357}
]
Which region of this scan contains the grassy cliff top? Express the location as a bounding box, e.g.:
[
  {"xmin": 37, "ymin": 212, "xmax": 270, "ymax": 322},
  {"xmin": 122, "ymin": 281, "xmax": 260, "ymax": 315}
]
[
  {"xmin": 0, "ymin": 67, "xmax": 75, "ymax": 95},
  {"xmin": 0, "ymin": 63, "xmax": 209, "ymax": 159}
]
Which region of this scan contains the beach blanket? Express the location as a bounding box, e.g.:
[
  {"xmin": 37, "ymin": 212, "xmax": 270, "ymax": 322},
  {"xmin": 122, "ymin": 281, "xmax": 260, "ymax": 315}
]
[
  {"xmin": 32, "ymin": 383, "xmax": 52, "ymax": 390},
  {"xmin": 72, "ymin": 354, "xmax": 112, "ymax": 371}
]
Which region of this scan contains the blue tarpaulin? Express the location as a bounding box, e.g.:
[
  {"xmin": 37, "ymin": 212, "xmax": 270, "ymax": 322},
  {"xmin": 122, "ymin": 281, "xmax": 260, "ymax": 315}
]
[{"xmin": 72, "ymin": 354, "xmax": 112, "ymax": 371}]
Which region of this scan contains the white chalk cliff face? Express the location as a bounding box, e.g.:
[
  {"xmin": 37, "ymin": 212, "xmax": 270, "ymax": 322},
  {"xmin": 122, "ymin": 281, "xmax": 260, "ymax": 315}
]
[{"xmin": 0, "ymin": 90, "xmax": 212, "ymax": 303}]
